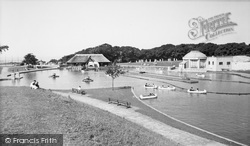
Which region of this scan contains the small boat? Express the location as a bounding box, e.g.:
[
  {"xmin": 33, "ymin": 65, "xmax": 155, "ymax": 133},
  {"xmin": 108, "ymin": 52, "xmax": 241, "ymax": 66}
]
[
  {"xmin": 187, "ymin": 89, "xmax": 207, "ymax": 94},
  {"xmin": 158, "ymin": 86, "xmax": 176, "ymax": 90},
  {"xmin": 83, "ymin": 78, "xmax": 93, "ymax": 82},
  {"xmin": 170, "ymin": 65, "xmax": 176, "ymax": 70},
  {"xmin": 196, "ymin": 73, "xmax": 205, "ymax": 78},
  {"xmin": 144, "ymin": 85, "xmax": 158, "ymax": 89},
  {"xmin": 14, "ymin": 77, "xmax": 23, "ymax": 80},
  {"xmin": 50, "ymin": 75, "xmax": 59, "ymax": 78},
  {"xmin": 139, "ymin": 93, "xmax": 157, "ymax": 100}
]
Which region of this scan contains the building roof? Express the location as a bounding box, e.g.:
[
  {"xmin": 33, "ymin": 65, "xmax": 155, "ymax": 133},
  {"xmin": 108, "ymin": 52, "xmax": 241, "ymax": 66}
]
[
  {"xmin": 183, "ymin": 50, "xmax": 207, "ymax": 59},
  {"xmin": 67, "ymin": 54, "xmax": 110, "ymax": 63}
]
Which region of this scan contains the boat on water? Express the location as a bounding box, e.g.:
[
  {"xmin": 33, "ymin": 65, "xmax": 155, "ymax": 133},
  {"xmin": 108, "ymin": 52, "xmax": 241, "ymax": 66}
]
[
  {"xmin": 50, "ymin": 73, "xmax": 59, "ymax": 78},
  {"xmin": 139, "ymin": 93, "xmax": 157, "ymax": 100},
  {"xmin": 13, "ymin": 77, "xmax": 23, "ymax": 80},
  {"xmin": 196, "ymin": 73, "xmax": 205, "ymax": 78},
  {"xmin": 158, "ymin": 86, "xmax": 176, "ymax": 90},
  {"xmin": 83, "ymin": 78, "xmax": 93, "ymax": 82},
  {"xmin": 50, "ymin": 75, "xmax": 59, "ymax": 78},
  {"xmin": 144, "ymin": 84, "xmax": 158, "ymax": 89},
  {"xmin": 181, "ymin": 76, "xmax": 190, "ymax": 80},
  {"xmin": 187, "ymin": 89, "xmax": 207, "ymax": 94}
]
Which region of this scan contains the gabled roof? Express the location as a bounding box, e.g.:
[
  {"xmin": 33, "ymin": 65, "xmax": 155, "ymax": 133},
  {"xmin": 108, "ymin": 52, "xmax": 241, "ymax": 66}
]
[{"xmin": 67, "ymin": 54, "xmax": 110, "ymax": 63}]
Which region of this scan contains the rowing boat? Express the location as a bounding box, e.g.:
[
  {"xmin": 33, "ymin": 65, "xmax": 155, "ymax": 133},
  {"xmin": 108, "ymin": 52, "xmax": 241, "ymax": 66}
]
[
  {"xmin": 139, "ymin": 93, "xmax": 157, "ymax": 100},
  {"xmin": 158, "ymin": 86, "xmax": 176, "ymax": 90},
  {"xmin": 14, "ymin": 77, "xmax": 23, "ymax": 80},
  {"xmin": 187, "ymin": 89, "xmax": 207, "ymax": 94},
  {"xmin": 83, "ymin": 78, "xmax": 93, "ymax": 82},
  {"xmin": 50, "ymin": 75, "xmax": 59, "ymax": 78},
  {"xmin": 196, "ymin": 73, "xmax": 205, "ymax": 78},
  {"xmin": 144, "ymin": 85, "xmax": 158, "ymax": 89}
]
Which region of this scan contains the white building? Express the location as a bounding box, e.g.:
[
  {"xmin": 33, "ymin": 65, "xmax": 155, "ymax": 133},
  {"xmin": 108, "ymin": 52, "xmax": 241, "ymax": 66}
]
[
  {"xmin": 179, "ymin": 50, "xmax": 207, "ymax": 72},
  {"xmin": 206, "ymin": 56, "xmax": 233, "ymax": 71},
  {"xmin": 180, "ymin": 50, "xmax": 250, "ymax": 72}
]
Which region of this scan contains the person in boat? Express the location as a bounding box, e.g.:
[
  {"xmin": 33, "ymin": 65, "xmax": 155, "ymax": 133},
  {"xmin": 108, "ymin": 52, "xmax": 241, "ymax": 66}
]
[
  {"xmin": 196, "ymin": 88, "xmax": 199, "ymax": 91},
  {"xmin": 149, "ymin": 93, "xmax": 153, "ymax": 96},
  {"xmin": 52, "ymin": 73, "xmax": 56, "ymax": 77},
  {"xmin": 190, "ymin": 87, "xmax": 195, "ymax": 91},
  {"xmin": 145, "ymin": 83, "xmax": 148, "ymax": 87}
]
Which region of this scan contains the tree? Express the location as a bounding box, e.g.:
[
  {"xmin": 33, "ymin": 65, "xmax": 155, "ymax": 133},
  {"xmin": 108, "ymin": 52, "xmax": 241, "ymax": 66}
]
[
  {"xmin": 22, "ymin": 53, "xmax": 38, "ymax": 65},
  {"xmin": 49, "ymin": 59, "xmax": 58, "ymax": 64},
  {"xmin": 0, "ymin": 45, "xmax": 9, "ymax": 53},
  {"xmin": 58, "ymin": 54, "xmax": 74, "ymax": 64},
  {"xmin": 105, "ymin": 62, "xmax": 123, "ymax": 90}
]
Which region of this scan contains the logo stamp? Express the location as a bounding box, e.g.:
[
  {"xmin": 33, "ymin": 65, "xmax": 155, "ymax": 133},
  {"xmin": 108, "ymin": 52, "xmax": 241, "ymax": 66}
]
[
  {"xmin": 0, "ymin": 134, "xmax": 63, "ymax": 146},
  {"xmin": 188, "ymin": 12, "xmax": 237, "ymax": 41}
]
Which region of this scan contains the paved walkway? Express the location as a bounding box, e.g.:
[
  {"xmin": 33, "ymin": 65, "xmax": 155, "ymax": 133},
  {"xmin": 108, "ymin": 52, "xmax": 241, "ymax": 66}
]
[{"xmin": 54, "ymin": 91, "xmax": 226, "ymax": 146}]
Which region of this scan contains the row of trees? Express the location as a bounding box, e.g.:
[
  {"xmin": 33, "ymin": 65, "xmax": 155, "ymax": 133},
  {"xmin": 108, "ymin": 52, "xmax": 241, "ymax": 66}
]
[
  {"xmin": 2, "ymin": 43, "xmax": 250, "ymax": 65},
  {"xmin": 59, "ymin": 43, "xmax": 250, "ymax": 63}
]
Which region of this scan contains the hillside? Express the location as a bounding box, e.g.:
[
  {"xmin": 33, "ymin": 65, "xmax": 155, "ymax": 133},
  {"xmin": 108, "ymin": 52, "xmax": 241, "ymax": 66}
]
[{"xmin": 59, "ymin": 43, "xmax": 250, "ymax": 63}]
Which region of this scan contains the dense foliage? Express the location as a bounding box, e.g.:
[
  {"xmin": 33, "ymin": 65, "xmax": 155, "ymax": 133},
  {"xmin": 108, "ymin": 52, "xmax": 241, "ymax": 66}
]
[
  {"xmin": 0, "ymin": 45, "xmax": 9, "ymax": 53},
  {"xmin": 48, "ymin": 59, "xmax": 58, "ymax": 64},
  {"xmin": 58, "ymin": 43, "xmax": 250, "ymax": 63},
  {"xmin": 21, "ymin": 53, "xmax": 38, "ymax": 65}
]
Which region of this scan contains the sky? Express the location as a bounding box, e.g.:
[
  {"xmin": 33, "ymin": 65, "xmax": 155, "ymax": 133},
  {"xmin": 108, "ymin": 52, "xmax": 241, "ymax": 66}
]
[{"xmin": 0, "ymin": 0, "xmax": 250, "ymax": 62}]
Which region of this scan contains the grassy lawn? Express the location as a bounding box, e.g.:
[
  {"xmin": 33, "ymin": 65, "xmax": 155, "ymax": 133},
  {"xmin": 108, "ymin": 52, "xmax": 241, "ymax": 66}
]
[{"xmin": 0, "ymin": 86, "xmax": 178, "ymax": 146}]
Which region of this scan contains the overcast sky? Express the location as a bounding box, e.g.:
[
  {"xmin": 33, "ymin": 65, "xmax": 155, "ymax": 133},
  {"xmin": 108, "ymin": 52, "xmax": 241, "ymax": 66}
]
[{"xmin": 0, "ymin": 0, "xmax": 250, "ymax": 62}]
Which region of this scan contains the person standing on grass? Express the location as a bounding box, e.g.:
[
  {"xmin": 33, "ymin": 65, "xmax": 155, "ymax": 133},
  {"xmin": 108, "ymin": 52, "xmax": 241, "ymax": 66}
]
[{"xmin": 77, "ymin": 86, "xmax": 82, "ymax": 94}]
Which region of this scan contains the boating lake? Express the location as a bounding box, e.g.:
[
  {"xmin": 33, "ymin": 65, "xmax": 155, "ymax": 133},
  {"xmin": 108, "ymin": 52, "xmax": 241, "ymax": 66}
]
[{"xmin": 0, "ymin": 67, "xmax": 249, "ymax": 145}]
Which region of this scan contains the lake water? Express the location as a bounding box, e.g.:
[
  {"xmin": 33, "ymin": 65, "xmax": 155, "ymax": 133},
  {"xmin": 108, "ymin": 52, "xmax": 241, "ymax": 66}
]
[{"xmin": 0, "ymin": 67, "xmax": 249, "ymax": 145}]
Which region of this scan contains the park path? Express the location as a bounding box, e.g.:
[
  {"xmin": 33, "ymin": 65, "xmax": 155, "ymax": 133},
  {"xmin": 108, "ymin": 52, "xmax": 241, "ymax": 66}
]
[{"xmin": 53, "ymin": 91, "xmax": 226, "ymax": 146}]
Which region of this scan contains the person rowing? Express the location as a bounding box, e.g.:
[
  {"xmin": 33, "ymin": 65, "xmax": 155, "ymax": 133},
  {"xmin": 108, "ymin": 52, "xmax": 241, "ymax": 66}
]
[
  {"xmin": 85, "ymin": 76, "xmax": 91, "ymax": 80},
  {"xmin": 52, "ymin": 73, "xmax": 57, "ymax": 77}
]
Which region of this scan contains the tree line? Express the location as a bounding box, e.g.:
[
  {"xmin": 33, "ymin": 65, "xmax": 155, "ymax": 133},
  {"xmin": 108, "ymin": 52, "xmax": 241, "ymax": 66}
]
[{"xmin": 58, "ymin": 42, "xmax": 250, "ymax": 63}]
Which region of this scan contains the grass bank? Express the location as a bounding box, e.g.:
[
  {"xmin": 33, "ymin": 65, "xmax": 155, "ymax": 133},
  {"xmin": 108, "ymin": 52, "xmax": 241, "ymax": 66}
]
[
  {"xmin": 63, "ymin": 87, "xmax": 243, "ymax": 146},
  {"xmin": 0, "ymin": 86, "xmax": 177, "ymax": 146}
]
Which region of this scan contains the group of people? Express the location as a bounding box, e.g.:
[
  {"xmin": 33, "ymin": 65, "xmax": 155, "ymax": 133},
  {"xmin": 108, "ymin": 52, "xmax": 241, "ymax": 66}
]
[
  {"xmin": 161, "ymin": 85, "xmax": 170, "ymax": 88},
  {"xmin": 30, "ymin": 80, "xmax": 40, "ymax": 89},
  {"xmin": 145, "ymin": 83, "xmax": 155, "ymax": 87},
  {"xmin": 190, "ymin": 87, "xmax": 199, "ymax": 91}
]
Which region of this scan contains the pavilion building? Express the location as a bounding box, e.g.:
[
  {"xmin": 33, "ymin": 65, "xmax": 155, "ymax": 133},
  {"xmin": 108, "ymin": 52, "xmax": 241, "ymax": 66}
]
[
  {"xmin": 179, "ymin": 50, "xmax": 207, "ymax": 72},
  {"xmin": 67, "ymin": 54, "xmax": 110, "ymax": 70},
  {"xmin": 179, "ymin": 50, "xmax": 250, "ymax": 72}
]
